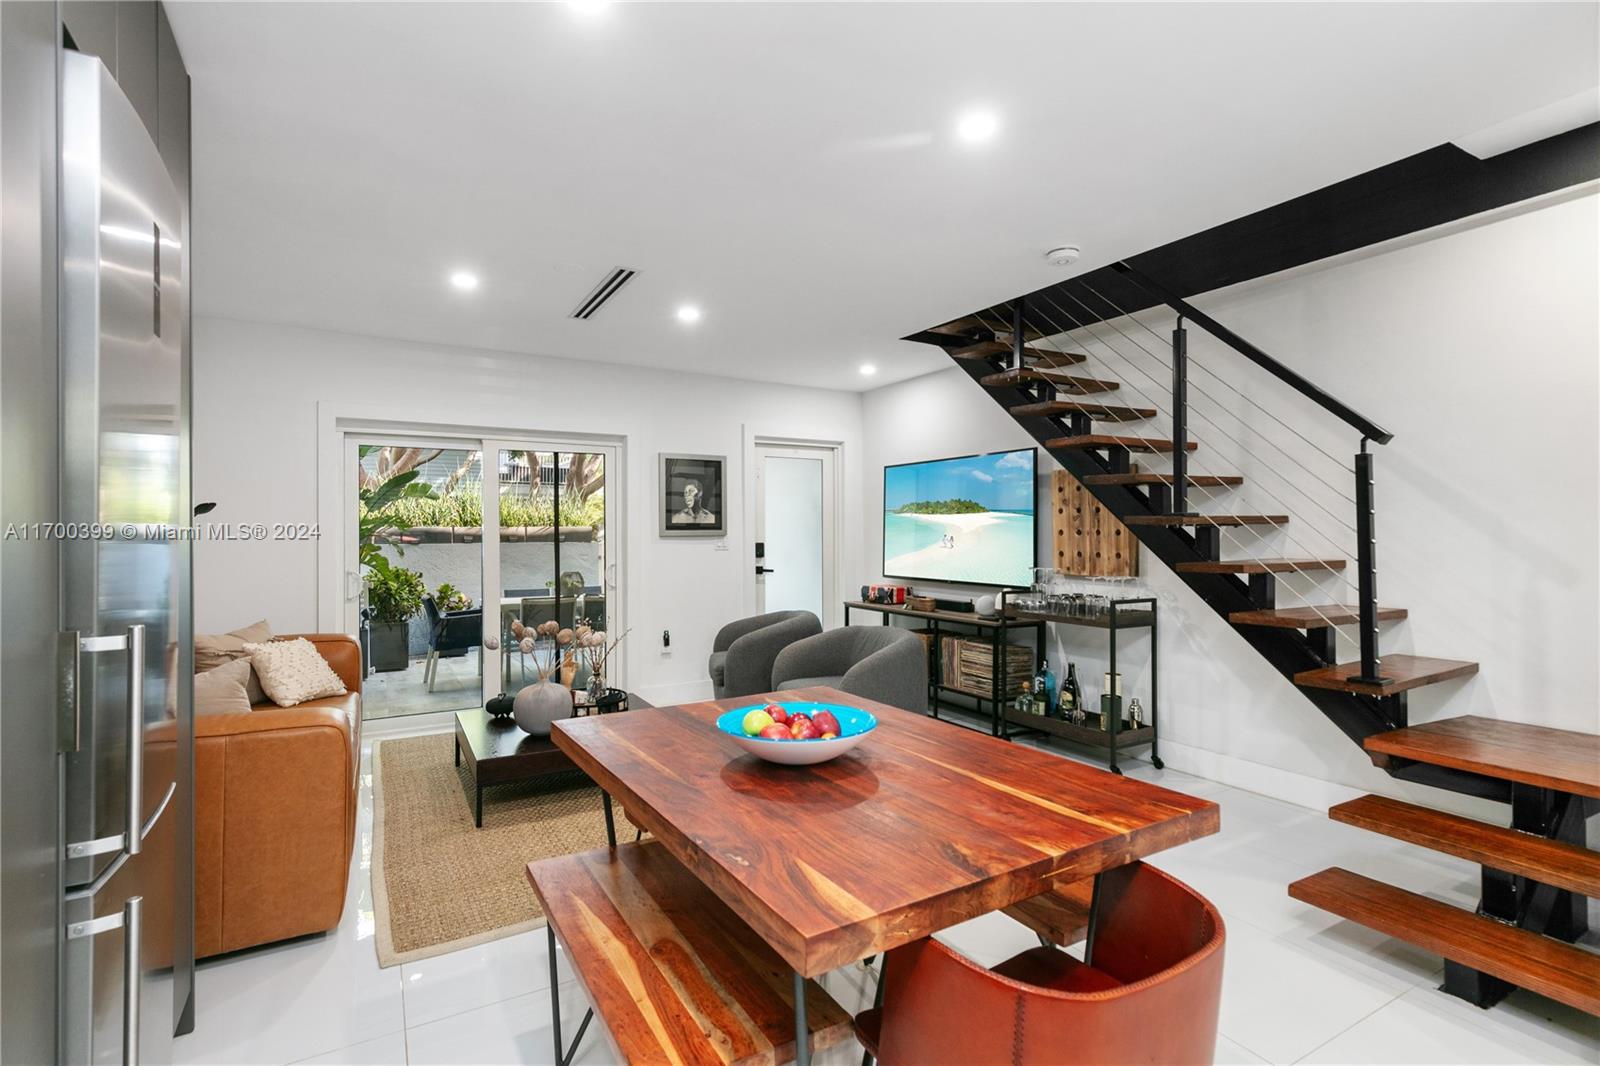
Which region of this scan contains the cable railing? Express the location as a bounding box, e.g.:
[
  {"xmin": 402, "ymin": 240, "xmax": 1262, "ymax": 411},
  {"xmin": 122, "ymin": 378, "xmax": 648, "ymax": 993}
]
[
  {"xmin": 968, "ymin": 303, "xmax": 1367, "ymax": 658},
  {"xmin": 963, "ymin": 265, "xmax": 1396, "ymax": 683},
  {"xmin": 1031, "ymin": 286, "xmax": 1360, "ymax": 532},
  {"xmin": 970, "ymin": 297, "xmax": 1358, "ymax": 556}
]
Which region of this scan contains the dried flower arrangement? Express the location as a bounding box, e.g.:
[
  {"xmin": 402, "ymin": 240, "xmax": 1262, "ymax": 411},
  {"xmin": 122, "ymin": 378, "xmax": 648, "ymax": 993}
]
[
  {"xmin": 573, "ymin": 620, "xmax": 630, "ymax": 688},
  {"xmin": 507, "ymin": 618, "xmax": 573, "ymax": 682}
]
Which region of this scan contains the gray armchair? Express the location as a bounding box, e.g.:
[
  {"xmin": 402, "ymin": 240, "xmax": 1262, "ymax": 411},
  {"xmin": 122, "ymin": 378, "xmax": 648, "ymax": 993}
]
[
  {"xmin": 771, "ymin": 627, "xmax": 928, "ymax": 713},
  {"xmin": 709, "ymin": 610, "xmax": 822, "ymax": 700}
]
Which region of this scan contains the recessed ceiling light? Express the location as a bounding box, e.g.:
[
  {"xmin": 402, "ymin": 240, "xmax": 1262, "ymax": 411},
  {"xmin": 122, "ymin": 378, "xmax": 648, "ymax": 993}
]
[
  {"xmin": 859, "ymin": 364, "xmax": 878, "ymax": 376},
  {"xmin": 449, "ymin": 270, "xmax": 479, "ymax": 291},
  {"xmin": 675, "ymin": 304, "xmax": 702, "ymax": 324},
  {"xmin": 955, "ymin": 109, "xmax": 1000, "ymax": 145},
  {"xmin": 566, "ymin": 0, "xmax": 611, "ymax": 16}
]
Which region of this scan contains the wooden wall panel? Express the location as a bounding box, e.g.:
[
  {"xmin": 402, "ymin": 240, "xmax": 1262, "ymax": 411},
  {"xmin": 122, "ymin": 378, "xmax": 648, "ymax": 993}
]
[{"xmin": 1051, "ymin": 470, "xmax": 1139, "ymax": 577}]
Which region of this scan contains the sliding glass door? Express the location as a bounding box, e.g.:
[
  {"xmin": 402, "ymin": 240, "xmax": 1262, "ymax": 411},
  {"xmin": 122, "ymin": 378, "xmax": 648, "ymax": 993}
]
[
  {"xmin": 489, "ymin": 445, "xmax": 615, "ymax": 693},
  {"xmin": 350, "ymin": 441, "xmax": 486, "ymax": 720},
  {"xmin": 347, "ymin": 433, "xmax": 619, "ymax": 720}
]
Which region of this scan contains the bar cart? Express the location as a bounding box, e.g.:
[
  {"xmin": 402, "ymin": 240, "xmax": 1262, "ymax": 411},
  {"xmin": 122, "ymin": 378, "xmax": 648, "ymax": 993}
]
[{"xmin": 996, "ymin": 586, "xmax": 1161, "ymax": 775}]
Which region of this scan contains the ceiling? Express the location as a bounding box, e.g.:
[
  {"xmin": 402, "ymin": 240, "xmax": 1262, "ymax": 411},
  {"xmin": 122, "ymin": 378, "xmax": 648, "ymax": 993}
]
[{"xmin": 167, "ymin": 2, "xmax": 1599, "ymax": 391}]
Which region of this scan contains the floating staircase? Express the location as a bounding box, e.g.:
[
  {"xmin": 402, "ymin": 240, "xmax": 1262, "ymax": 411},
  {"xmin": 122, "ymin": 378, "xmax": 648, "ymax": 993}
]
[
  {"xmin": 1292, "ymin": 718, "xmax": 1599, "ymax": 1015},
  {"xmin": 912, "ymin": 261, "xmax": 1597, "ymax": 1013}
]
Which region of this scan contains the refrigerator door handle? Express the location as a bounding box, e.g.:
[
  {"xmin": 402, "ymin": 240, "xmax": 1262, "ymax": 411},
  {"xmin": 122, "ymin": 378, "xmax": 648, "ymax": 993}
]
[
  {"xmin": 123, "ymin": 624, "xmax": 145, "ymax": 857},
  {"xmin": 65, "ymin": 895, "xmax": 143, "ymax": 1066},
  {"xmin": 64, "ymin": 624, "xmax": 147, "ymax": 859}
]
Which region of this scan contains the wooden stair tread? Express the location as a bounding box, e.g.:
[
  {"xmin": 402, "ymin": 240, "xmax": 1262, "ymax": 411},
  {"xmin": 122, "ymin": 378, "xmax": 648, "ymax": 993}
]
[
  {"xmin": 1124, "ymin": 514, "xmax": 1288, "ymax": 527},
  {"xmin": 1364, "ymin": 716, "xmax": 1600, "ymax": 799},
  {"xmin": 1012, "ymin": 400, "xmax": 1157, "ymax": 422},
  {"xmin": 1083, "ymin": 473, "xmax": 1243, "ymax": 487},
  {"xmin": 1001, "ymin": 877, "xmax": 1095, "ymax": 948},
  {"xmin": 527, "ymin": 841, "xmax": 852, "ymax": 1064},
  {"xmin": 979, "ymin": 367, "xmax": 1119, "ymax": 394},
  {"xmin": 1230, "ymin": 605, "xmax": 1408, "ymax": 628},
  {"xmin": 1047, "ymin": 434, "xmax": 1198, "ymax": 454},
  {"xmin": 1288, "ymin": 867, "xmax": 1600, "ymax": 1015},
  {"xmin": 1176, "ymin": 558, "xmax": 1347, "ymax": 575},
  {"xmin": 950, "ymin": 340, "xmax": 1087, "ymax": 368},
  {"xmin": 1294, "ymin": 655, "xmax": 1478, "ymax": 696},
  {"xmin": 1330, "ymin": 794, "xmax": 1600, "ymax": 898},
  {"xmin": 931, "ymin": 318, "xmax": 1045, "ymax": 343}
]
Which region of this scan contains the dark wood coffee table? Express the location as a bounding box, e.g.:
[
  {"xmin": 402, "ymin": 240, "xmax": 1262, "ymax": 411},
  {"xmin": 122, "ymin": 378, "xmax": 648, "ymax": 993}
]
[{"xmin": 454, "ymin": 694, "xmax": 652, "ymax": 827}]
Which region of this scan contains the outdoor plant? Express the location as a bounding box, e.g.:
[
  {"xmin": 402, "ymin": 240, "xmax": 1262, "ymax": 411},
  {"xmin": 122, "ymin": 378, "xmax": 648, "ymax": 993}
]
[
  {"xmin": 366, "ymin": 566, "xmax": 426, "ymax": 625},
  {"xmin": 357, "ymin": 445, "xmax": 439, "ymax": 577},
  {"xmin": 434, "ymin": 582, "xmax": 472, "ymax": 612}
]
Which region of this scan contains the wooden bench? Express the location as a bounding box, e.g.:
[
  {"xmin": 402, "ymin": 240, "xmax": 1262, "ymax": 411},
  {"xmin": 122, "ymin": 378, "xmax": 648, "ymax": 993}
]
[
  {"xmin": 526, "ymin": 840, "xmax": 852, "ymax": 1065},
  {"xmin": 1003, "ymin": 875, "xmax": 1096, "ymax": 948}
]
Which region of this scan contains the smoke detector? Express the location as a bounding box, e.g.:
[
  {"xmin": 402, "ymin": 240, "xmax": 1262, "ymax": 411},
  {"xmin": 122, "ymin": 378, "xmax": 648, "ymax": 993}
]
[{"xmin": 1044, "ymin": 245, "xmax": 1081, "ymax": 267}]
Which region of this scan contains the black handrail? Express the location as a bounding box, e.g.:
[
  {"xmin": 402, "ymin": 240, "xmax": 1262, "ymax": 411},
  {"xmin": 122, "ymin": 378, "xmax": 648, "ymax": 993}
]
[{"xmin": 1111, "ymin": 262, "xmax": 1393, "ymax": 445}]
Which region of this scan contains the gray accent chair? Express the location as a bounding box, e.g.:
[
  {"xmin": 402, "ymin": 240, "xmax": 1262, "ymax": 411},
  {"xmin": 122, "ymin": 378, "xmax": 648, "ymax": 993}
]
[
  {"xmin": 771, "ymin": 627, "xmax": 929, "ymax": 713},
  {"xmin": 709, "ymin": 610, "xmax": 823, "ymax": 700}
]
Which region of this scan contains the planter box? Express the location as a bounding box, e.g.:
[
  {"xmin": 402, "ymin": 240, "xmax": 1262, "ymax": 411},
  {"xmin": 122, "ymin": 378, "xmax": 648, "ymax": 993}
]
[{"xmin": 370, "ymin": 620, "xmax": 411, "ymax": 672}]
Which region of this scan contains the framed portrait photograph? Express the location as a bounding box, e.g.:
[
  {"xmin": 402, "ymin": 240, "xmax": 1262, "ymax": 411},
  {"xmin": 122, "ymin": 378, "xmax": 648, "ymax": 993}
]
[{"xmin": 659, "ymin": 453, "xmax": 726, "ymax": 537}]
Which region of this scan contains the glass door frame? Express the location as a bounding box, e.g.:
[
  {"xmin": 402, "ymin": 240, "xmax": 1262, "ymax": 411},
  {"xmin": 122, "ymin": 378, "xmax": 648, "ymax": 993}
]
[
  {"xmin": 341, "ymin": 431, "xmax": 489, "ymax": 640},
  {"xmin": 481, "ymin": 436, "xmax": 624, "ymax": 703},
  {"xmin": 337, "ymin": 425, "xmax": 624, "ymax": 719}
]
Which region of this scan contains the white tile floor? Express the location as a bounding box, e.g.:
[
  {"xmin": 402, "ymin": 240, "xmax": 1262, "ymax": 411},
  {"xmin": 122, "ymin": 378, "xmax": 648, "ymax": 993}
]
[{"xmin": 174, "ymin": 732, "xmax": 1600, "ymax": 1066}]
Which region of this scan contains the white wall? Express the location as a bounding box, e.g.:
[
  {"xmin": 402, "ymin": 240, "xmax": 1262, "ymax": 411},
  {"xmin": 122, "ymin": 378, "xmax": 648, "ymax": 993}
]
[
  {"xmin": 862, "ymin": 190, "xmax": 1600, "ymax": 811},
  {"xmin": 192, "ymin": 318, "xmax": 864, "ymax": 706}
]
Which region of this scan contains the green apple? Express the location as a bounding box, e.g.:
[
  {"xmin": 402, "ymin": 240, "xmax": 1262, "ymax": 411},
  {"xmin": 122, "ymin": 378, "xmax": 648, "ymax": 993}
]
[{"xmin": 742, "ymin": 709, "xmax": 775, "ymax": 736}]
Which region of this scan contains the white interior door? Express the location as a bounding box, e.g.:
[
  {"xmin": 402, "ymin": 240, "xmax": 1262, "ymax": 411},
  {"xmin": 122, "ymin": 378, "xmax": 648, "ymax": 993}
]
[{"xmin": 754, "ymin": 443, "xmax": 837, "ymax": 627}]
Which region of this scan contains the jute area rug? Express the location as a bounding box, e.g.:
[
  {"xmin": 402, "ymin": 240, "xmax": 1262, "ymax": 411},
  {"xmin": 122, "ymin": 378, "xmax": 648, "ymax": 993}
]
[{"xmin": 370, "ymin": 732, "xmax": 635, "ymax": 967}]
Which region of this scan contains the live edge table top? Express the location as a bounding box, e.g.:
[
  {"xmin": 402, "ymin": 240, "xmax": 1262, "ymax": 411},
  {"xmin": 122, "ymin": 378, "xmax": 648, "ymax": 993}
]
[{"xmin": 552, "ymin": 686, "xmax": 1219, "ymax": 977}]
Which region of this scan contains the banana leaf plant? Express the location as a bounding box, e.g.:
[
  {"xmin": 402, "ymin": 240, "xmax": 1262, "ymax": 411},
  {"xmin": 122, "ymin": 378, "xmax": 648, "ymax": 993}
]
[{"xmin": 358, "ymin": 444, "xmax": 438, "ymax": 577}]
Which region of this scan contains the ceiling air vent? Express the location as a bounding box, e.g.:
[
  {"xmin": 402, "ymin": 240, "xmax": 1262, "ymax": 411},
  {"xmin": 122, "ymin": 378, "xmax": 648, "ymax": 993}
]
[{"xmin": 569, "ymin": 267, "xmax": 637, "ymax": 320}]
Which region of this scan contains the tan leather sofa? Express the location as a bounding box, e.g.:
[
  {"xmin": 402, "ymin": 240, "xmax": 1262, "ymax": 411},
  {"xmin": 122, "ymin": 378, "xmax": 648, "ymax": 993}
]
[{"xmin": 194, "ymin": 633, "xmax": 362, "ymax": 957}]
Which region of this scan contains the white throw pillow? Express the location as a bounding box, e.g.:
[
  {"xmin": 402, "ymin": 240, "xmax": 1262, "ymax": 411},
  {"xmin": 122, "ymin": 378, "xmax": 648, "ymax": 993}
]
[{"xmin": 243, "ymin": 638, "xmax": 348, "ymax": 707}]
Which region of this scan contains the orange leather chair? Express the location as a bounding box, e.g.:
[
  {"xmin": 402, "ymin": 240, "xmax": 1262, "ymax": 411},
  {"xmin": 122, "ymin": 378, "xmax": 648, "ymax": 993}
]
[
  {"xmin": 194, "ymin": 634, "xmax": 362, "ymax": 957},
  {"xmin": 858, "ymin": 862, "xmax": 1225, "ymax": 1065}
]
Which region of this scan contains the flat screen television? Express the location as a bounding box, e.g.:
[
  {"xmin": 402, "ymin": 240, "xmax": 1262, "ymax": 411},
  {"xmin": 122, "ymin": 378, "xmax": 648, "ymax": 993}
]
[{"xmin": 882, "ymin": 448, "xmax": 1037, "ymax": 588}]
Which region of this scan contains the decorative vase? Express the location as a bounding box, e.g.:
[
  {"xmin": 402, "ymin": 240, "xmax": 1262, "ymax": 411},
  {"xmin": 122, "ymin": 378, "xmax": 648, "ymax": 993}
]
[{"xmin": 513, "ymin": 680, "xmax": 571, "ymax": 737}]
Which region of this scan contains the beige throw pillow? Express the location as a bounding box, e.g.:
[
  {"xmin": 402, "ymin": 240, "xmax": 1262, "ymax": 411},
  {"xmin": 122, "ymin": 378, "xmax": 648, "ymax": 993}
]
[
  {"xmin": 243, "ymin": 638, "xmax": 347, "ymax": 708},
  {"xmin": 195, "ymin": 620, "xmax": 274, "ymax": 673},
  {"xmin": 194, "ymin": 659, "xmax": 254, "ymax": 716}
]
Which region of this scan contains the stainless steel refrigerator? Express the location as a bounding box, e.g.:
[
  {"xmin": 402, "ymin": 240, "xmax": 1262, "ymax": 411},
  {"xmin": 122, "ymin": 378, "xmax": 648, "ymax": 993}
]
[{"xmin": 55, "ymin": 47, "xmax": 190, "ymax": 1065}]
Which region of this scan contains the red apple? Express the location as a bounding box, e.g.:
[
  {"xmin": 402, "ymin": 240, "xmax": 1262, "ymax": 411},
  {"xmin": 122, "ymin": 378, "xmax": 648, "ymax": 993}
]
[
  {"xmin": 758, "ymin": 723, "xmax": 790, "ymax": 741},
  {"xmin": 793, "ymin": 720, "xmax": 823, "ymax": 740},
  {"xmin": 811, "ymin": 710, "xmax": 841, "ymax": 737},
  {"xmin": 767, "ymin": 705, "xmax": 790, "ymax": 725}
]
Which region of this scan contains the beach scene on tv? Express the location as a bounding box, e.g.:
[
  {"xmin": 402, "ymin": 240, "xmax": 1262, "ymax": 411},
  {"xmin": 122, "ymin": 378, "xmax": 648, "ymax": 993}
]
[{"xmin": 883, "ymin": 449, "xmax": 1036, "ymax": 587}]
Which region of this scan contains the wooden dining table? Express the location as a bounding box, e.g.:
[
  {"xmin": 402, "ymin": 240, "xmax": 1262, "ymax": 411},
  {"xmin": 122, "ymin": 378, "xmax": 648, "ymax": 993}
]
[{"xmin": 552, "ymin": 685, "xmax": 1219, "ymax": 1066}]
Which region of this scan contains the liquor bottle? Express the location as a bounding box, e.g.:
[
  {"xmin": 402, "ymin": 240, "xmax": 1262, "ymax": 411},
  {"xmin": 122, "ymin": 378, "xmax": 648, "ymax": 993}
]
[
  {"xmin": 1041, "ymin": 658, "xmax": 1058, "ymax": 719},
  {"xmin": 1032, "ymin": 660, "xmax": 1047, "ymax": 715},
  {"xmin": 1061, "ymin": 663, "xmax": 1082, "ymax": 722},
  {"xmin": 1015, "ymin": 681, "xmax": 1035, "ymax": 716}
]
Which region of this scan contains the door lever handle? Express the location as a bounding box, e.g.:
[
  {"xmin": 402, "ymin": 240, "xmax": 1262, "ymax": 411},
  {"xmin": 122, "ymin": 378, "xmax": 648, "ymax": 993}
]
[{"xmin": 755, "ymin": 566, "xmax": 776, "ymax": 575}]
